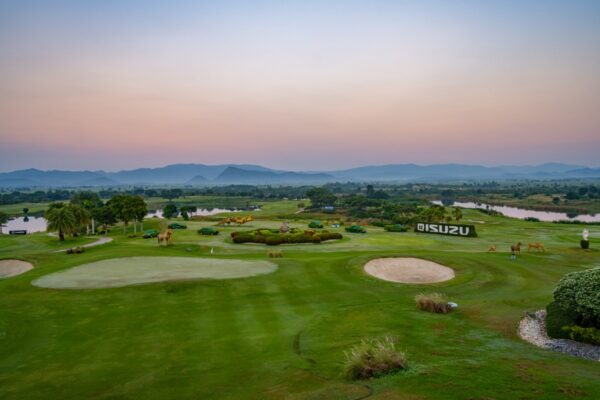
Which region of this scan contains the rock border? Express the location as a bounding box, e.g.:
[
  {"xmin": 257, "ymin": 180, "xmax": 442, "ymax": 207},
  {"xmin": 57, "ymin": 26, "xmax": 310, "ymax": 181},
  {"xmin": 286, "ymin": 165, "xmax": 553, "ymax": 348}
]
[{"xmin": 518, "ymin": 309, "xmax": 600, "ymax": 362}]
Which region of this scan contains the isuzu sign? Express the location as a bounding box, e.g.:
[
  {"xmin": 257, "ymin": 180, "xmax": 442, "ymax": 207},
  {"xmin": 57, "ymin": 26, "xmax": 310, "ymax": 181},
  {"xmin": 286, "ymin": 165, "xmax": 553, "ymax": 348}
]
[{"xmin": 415, "ymin": 223, "xmax": 477, "ymax": 237}]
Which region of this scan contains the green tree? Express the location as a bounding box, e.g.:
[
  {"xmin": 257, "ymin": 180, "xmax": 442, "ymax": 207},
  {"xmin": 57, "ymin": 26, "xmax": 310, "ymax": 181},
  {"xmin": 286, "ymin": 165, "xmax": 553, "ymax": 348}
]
[
  {"xmin": 0, "ymin": 211, "xmax": 8, "ymax": 234},
  {"xmin": 163, "ymin": 204, "xmax": 178, "ymax": 219},
  {"xmin": 45, "ymin": 202, "xmax": 78, "ymax": 241},
  {"xmin": 92, "ymin": 205, "xmax": 116, "ymax": 235},
  {"xmin": 130, "ymin": 196, "xmax": 148, "ymax": 233},
  {"xmin": 306, "ymin": 187, "xmax": 336, "ymax": 209},
  {"xmin": 71, "ymin": 191, "xmax": 102, "ymax": 234},
  {"xmin": 107, "ymin": 194, "xmax": 134, "ymax": 233}
]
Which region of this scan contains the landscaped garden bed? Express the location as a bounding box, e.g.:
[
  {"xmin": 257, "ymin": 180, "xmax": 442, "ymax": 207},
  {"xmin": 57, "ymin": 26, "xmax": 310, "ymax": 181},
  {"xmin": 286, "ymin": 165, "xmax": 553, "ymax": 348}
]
[{"xmin": 231, "ymin": 228, "xmax": 342, "ymax": 245}]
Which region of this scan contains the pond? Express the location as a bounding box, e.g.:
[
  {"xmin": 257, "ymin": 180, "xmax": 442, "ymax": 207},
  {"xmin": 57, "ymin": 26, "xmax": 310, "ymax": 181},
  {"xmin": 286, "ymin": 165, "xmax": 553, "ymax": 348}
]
[
  {"xmin": 432, "ymin": 200, "xmax": 600, "ymax": 222},
  {"xmin": 146, "ymin": 208, "xmax": 245, "ymax": 218},
  {"xmin": 2, "ymin": 216, "xmax": 48, "ymax": 234},
  {"xmin": 1, "ymin": 208, "xmax": 253, "ymax": 234}
]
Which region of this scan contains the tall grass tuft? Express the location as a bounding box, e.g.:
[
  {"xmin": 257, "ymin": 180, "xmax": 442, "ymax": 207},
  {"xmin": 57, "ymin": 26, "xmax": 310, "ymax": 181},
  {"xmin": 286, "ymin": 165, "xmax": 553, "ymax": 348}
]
[
  {"xmin": 415, "ymin": 292, "xmax": 453, "ymax": 314},
  {"xmin": 342, "ymin": 337, "xmax": 407, "ymax": 380}
]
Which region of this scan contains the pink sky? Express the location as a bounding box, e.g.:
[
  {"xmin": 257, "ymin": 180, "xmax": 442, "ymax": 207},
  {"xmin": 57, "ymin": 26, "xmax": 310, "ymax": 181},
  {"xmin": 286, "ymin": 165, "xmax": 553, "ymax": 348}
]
[{"xmin": 1, "ymin": 1, "xmax": 599, "ymax": 171}]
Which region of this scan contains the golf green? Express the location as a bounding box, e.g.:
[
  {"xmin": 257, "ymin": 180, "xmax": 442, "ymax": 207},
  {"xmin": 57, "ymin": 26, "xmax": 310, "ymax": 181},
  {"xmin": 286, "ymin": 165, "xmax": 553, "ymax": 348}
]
[{"xmin": 32, "ymin": 257, "xmax": 278, "ymax": 289}]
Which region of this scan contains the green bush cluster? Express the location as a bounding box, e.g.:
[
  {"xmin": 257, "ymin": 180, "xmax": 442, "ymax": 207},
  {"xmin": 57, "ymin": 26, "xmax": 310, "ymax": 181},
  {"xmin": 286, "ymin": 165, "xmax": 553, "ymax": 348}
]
[
  {"xmin": 562, "ymin": 325, "xmax": 600, "ymax": 345},
  {"xmin": 308, "ymin": 220, "xmax": 323, "ymax": 229},
  {"xmin": 231, "ymin": 229, "xmax": 342, "ymax": 245},
  {"xmin": 168, "ymin": 223, "xmax": 187, "ymax": 229},
  {"xmin": 385, "ymin": 224, "xmax": 407, "ymax": 232},
  {"xmin": 546, "ymin": 268, "xmax": 600, "ymax": 342},
  {"xmin": 553, "ymin": 268, "xmax": 600, "ymax": 326},
  {"xmin": 345, "ymin": 225, "xmax": 366, "ymax": 233},
  {"xmin": 545, "ymin": 301, "xmax": 577, "ymax": 339}
]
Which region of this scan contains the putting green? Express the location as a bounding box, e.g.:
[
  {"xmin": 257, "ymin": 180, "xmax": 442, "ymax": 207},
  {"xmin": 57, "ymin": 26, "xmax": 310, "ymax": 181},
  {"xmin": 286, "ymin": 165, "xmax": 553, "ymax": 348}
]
[{"xmin": 32, "ymin": 257, "xmax": 278, "ymax": 289}]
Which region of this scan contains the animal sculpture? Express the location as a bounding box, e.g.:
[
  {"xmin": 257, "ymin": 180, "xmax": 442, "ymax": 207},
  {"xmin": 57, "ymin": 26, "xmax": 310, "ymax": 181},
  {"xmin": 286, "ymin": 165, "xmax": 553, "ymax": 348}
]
[
  {"xmin": 157, "ymin": 229, "xmax": 173, "ymax": 246},
  {"xmin": 528, "ymin": 242, "xmax": 545, "ymax": 252},
  {"xmin": 510, "ymin": 242, "xmax": 522, "ymax": 254},
  {"xmin": 487, "ymin": 245, "xmax": 497, "ymax": 252},
  {"xmin": 218, "ymin": 215, "xmax": 254, "ymax": 226}
]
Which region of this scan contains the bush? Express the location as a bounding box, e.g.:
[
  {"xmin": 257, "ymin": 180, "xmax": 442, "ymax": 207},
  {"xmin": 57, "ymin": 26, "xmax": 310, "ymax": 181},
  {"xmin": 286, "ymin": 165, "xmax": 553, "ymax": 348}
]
[
  {"xmin": 524, "ymin": 217, "xmax": 540, "ymax": 222},
  {"xmin": 415, "ymin": 293, "xmax": 452, "ymax": 314},
  {"xmin": 545, "ymin": 301, "xmax": 579, "ymax": 339},
  {"xmin": 562, "ymin": 325, "xmax": 600, "ymax": 345},
  {"xmin": 385, "ymin": 224, "xmax": 407, "ymax": 232},
  {"xmin": 168, "ymin": 223, "xmax": 187, "ymax": 229},
  {"xmin": 553, "ymin": 268, "xmax": 600, "ymax": 326},
  {"xmin": 342, "ymin": 337, "xmax": 406, "ymax": 380},
  {"xmin": 308, "ymin": 220, "xmax": 324, "ymax": 229}
]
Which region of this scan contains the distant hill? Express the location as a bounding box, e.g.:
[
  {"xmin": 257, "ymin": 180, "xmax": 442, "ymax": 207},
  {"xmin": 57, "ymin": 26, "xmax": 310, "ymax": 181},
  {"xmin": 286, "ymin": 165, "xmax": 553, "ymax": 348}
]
[
  {"xmin": 215, "ymin": 166, "xmax": 333, "ymax": 184},
  {"xmin": 0, "ymin": 162, "xmax": 598, "ymax": 188}
]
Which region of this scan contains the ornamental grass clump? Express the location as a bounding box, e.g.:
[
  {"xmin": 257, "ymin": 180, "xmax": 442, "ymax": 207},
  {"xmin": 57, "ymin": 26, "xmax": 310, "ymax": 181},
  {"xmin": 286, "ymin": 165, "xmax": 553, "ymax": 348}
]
[
  {"xmin": 342, "ymin": 337, "xmax": 407, "ymax": 380},
  {"xmin": 415, "ymin": 292, "xmax": 453, "ymax": 314}
]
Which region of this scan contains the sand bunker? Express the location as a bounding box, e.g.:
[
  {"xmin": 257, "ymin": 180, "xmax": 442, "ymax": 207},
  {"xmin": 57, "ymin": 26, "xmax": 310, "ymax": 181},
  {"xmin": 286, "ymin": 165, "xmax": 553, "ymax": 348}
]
[
  {"xmin": 364, "ymin": 257, "xmax": 454, "ymax": 284},
  {"xmin": 0, "ymin": 259, "xmax": 34, "ymax": 279},
  {"xmin": 32, "ymin": 257, "xmax": 277, "ymax": 289}
]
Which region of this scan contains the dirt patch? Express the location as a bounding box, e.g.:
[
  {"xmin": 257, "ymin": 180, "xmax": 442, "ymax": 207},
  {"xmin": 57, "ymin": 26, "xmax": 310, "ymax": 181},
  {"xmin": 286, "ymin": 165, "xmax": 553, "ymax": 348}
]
[
  {"xmin": 0, "ymin": 259, "xmax": 34, "ymax": 279},
  {"xmin": 364, "ymin": 257, "xmax": 455, "ymax": 284}
]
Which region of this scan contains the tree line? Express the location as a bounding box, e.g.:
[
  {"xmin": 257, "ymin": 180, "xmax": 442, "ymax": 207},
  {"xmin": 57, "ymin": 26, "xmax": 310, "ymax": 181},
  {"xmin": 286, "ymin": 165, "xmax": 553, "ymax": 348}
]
[{"xmin": 45, "ymin": 192, "xmax": 147, "ymax": 241}]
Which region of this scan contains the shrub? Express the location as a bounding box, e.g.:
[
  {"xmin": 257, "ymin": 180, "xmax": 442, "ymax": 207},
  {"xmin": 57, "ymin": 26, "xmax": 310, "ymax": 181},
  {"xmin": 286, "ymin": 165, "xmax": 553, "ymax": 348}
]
[
  {"xmin": 232, "ymin": 233, "xmax": 254, "ymax": 244},
  {"xmin": 562, "ymin": 325, "xmax": 600, "ymax": 345},
  {"xmin": 308, "ymin": 220, "xmax": 323, "ymax": 229},
  {"xmin": 342, "ymin": 337, "xmax": 406, "ymax": 380},
  {"xmin": 545, "ymin": 301, "xmax": 579, "ymax": 339},
  {"xmin": 415, "ymin": 293, "xmax": 453, "ymax": 314},
  {"xmin": 265, "ymin": 236, "xmax": 283, "ymax": 246},
  {"xmin": 524, "ymin": 217, "xmax": 540, "ymax": 222},
  {"xmin": 553, "ymin": 268, "xmax": 600, "ymax": 326},
  {"xmin": 385, "ymin": 224, "xmax": 407, "ymax": 232}
]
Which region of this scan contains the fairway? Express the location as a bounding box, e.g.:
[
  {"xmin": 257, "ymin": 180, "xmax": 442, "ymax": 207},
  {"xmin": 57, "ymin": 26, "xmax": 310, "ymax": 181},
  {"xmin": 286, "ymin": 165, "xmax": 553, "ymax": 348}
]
[
  {"xmin": 1, "ymin": 206, "xmax": 600, "ymax": 399},
  {"xmin": 32, "ymin": 257, "xmax": 278, "ymax": 289}
]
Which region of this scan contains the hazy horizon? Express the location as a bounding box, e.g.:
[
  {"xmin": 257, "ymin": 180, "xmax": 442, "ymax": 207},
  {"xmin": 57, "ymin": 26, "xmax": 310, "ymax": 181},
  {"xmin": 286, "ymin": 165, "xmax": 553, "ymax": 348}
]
[{"xmin": 1, "ymin": 1, "xmax": 599, "ymax": 171}]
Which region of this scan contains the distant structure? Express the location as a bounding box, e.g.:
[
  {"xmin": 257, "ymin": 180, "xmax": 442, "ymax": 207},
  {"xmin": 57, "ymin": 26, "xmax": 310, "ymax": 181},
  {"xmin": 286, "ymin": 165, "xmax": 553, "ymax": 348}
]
[{"xmin": 279, "ymin": 221, "xmax": 290, "ymax": 234}]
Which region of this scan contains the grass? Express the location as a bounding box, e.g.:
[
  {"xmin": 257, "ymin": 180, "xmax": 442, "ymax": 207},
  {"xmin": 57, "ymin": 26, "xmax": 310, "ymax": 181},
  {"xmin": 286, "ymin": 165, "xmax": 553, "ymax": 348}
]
[
  {"xmin": 342, "ymin": 337, "xmax": 407, "ymax": 380},
  {"xmin": 415, "ymin": 292, "xmax": 453, "ymax": 314},
  {"xmin": 0, "ymin": 208, "xmax": 600, "ymax": 398}
]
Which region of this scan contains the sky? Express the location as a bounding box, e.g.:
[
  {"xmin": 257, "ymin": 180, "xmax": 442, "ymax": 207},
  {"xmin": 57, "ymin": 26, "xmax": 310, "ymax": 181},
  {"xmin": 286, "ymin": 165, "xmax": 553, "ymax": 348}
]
[{"xmin": 1, "ymin": 0, "xmax": 599, "ymax": 172}]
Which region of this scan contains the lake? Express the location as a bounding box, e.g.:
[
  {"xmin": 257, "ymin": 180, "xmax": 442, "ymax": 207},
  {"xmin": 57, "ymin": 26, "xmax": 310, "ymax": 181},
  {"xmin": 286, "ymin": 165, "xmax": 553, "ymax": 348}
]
[{"xmin": 432, "ymin": 200, "xmax": 600, "ymax": 222}]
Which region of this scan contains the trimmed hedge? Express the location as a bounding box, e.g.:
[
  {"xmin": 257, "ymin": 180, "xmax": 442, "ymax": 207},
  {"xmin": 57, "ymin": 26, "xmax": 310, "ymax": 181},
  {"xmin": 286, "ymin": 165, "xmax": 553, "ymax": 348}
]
[
  {"xmin": 308, "ymin": 220, "xmax": 324, "ymax": 229},
  {"xmin": 545, "ymin": 301, "xmax": 578, "ymax": 339},
  {"xmin": 168, "ymin": 223, "xmax": 187, "ymax": 229},
  {"xmin": 345, "ymin": 225, "xmax": 366, "ymax": 233},
  {"xmin": 231, "ymin": 229, "xmax": 342, "ymax": 245},
  {"xmin": 562, "ymin": 325, "xmax": 600, "ymax": 345},
  {"xmin": 553, "ymin": 268, "xmax": 600, "ymax": 326},
  {"xmin": 385, "ymin": 224, "xmax": 407, "ymax": 232}
]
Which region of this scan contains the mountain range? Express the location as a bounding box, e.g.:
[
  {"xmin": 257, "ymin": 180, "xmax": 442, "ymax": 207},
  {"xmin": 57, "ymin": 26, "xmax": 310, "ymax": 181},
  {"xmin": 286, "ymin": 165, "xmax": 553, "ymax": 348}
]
[{"xmin": 0, "ymin": 163, "xmax": 599, "ymax": 188}]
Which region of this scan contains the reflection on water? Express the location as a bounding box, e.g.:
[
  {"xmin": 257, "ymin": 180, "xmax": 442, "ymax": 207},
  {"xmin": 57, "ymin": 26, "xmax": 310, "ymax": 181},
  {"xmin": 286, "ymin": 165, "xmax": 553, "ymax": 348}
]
[
  {"xmin": 2, "ymin": 216, "xmax": 47, "ymax": 233},
  {"xmin": 432, "ymin": 200, "xmax": 600, "ymax": 222},
  {"xmin": 146, "ymin": 208, "xmax": 243, "ymax": 219},
  {"xmin": 1, "ymin": 207, "xmax": 258, "ymax": 234}
]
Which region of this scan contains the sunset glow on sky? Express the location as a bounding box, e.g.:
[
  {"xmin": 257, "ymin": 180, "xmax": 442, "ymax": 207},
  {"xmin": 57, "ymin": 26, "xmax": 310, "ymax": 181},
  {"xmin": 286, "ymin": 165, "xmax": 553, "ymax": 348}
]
[{"xmin": 1, "ymin": 0, "xmax": 599, "ymax": 171}]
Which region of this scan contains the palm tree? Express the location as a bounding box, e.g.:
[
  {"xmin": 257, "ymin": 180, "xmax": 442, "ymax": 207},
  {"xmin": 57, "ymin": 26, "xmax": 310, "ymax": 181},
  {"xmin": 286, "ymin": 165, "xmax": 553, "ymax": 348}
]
[
  {"xmin": 45, "ymin": 203, "xmax": 78, "ymax": 241},
  {"xmin": 0, "ymin": 211, "xmax": 8, "ymax": 234},
  {"xmin": 453, "ymin": 207, "xmax": 463, "ymax": 223},
  {"xmin": 69, "ymin": 204, "xmax": 90, "ymax": 236}
]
